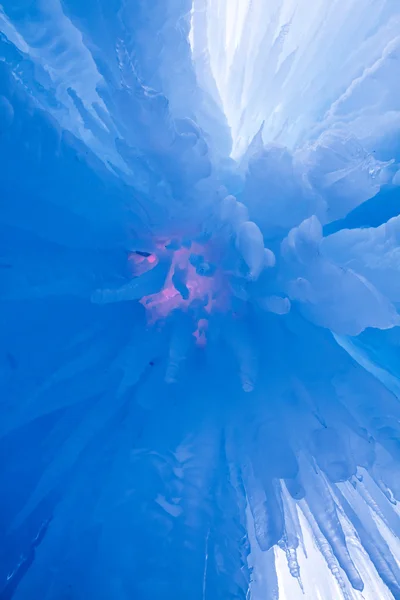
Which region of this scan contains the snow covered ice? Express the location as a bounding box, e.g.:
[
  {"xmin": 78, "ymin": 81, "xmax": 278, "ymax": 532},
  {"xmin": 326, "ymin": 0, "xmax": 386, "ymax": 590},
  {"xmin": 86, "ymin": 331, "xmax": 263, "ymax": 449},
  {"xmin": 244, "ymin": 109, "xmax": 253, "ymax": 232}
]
[{"xmin": 1, "ymin": 0, "xmax": 400, "ymax": 598}]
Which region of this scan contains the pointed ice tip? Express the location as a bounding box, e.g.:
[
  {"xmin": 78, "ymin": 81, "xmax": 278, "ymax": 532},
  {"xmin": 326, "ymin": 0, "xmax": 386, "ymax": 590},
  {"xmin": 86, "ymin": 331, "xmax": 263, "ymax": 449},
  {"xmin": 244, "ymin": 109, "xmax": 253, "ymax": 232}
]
[
  {"xmin": 242, "ymin": 381, "xmax": 254, "ymax": 393},
  {"xmin": 165, "ymin": 372, "xmax": 177, "ymax": 384},
  {"xmin": 353, "ymin": 579, "xmax": 364, "ymax": 593},
  {"xmin": 264, "ymin": 248, "xmax": 276, "ymax": 268},
  {"xmin": 259, "ymin": 296, "xmax": 291, "ymax": 315}
]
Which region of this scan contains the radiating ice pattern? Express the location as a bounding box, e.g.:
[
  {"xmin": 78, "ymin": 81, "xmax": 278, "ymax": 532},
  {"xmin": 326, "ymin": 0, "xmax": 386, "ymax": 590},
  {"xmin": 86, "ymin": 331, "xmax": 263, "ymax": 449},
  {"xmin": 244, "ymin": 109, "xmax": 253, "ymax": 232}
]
[{"xmin": 1, "ymin": 1, "xmax": 400, "ymax": 599}]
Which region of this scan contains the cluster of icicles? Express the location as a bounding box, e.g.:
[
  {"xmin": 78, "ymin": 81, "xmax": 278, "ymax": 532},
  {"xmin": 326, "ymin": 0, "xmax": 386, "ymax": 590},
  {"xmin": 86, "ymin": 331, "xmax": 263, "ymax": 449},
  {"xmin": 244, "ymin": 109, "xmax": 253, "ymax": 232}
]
[{"xmin": 89, "ymin": 174, "xmax": 400, "ymax": 598}]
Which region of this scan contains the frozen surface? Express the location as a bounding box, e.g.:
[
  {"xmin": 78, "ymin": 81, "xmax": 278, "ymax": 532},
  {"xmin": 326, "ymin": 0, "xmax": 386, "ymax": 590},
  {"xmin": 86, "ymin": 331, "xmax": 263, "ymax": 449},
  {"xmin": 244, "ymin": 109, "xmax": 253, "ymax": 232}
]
[{"xmin": 1, "ymin": 0, "xmax": 400, "ymax": 599}]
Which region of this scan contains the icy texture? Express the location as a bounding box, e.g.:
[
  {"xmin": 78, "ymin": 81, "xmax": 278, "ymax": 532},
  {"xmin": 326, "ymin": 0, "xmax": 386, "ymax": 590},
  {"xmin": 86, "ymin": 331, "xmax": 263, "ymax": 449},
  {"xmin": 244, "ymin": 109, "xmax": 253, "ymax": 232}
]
[
  {"xmin": 196, "ymin": 0, "xmax": 400, "ymax": 159},
  {"xmin": 1, "ymin": 1, "xmax": 400, "ymax": 599}
]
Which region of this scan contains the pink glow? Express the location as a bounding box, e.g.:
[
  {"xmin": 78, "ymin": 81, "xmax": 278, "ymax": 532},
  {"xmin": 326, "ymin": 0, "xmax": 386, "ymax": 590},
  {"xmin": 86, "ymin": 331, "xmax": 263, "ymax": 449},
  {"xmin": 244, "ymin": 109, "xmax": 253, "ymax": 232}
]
[
  {"xmin": 139, "ymin": 242, "xmax": 229, "ymax": 325},
  {"xmin": 193, "ymin": 318, "xmax": 208, "ymax": 347},
  {"xmin": 128, "ymin": 252, "xmax": 159, "ymax": 276}
]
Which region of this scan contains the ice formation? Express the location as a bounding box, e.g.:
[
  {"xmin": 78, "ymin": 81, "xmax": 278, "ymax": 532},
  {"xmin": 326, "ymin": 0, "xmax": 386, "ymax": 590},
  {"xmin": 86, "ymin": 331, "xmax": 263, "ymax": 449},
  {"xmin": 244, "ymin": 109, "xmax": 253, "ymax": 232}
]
[{"xmin": 1, "ymin": 0, "xmax": 400, "ymax": 599}]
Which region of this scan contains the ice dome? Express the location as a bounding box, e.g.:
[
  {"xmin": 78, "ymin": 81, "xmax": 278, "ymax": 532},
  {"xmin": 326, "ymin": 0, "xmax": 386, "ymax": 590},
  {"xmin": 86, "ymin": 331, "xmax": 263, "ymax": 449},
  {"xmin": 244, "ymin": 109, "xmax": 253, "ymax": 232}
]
[{"xmin": 1, "ymin": 1, "xmax": 400, "ymax": 598}]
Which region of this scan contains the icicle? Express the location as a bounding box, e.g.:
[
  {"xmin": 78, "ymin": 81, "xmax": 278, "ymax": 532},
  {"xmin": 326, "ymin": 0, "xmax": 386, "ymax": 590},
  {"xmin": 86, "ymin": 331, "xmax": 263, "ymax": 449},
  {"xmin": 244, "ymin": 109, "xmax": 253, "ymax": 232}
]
[
  {"xmin": 236, "ymin": 221, "xmax": 266, "ymax": 281},
  {"xmin": 299, "ymin": 500, "xmax": 353, "ymax": 600},
  {"xmin": 223, "ymin": 318, "xmax": 258, "ymax": 392},
  {"xmin": 280, "ymin": 488, "xmax": 303, "ymax": 586},
  {"xmin": 3, "ymin": 0, "xmax": 400, "ymax": 597},
  {"xmin": 300, "ymin": 457, "xmax": 364, "ymax": 591},
  {"xmin": 91, "ymin": 260, "xmax": 170, "ymax": 304},
  {"xmin": 334, "ymin": 482, "xmax": 400, "ymax": 598},
  {"xmin": 165, "ymin": 313, "xmax": 195, "ymax": 384}
]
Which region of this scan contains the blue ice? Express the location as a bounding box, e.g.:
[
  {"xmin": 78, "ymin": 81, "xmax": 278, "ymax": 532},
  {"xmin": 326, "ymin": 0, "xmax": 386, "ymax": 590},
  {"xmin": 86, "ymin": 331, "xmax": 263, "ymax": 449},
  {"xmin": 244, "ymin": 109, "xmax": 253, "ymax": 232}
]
[{"xmin": 1, "ymin": 0, "xmax": 400, "ymax": 599}]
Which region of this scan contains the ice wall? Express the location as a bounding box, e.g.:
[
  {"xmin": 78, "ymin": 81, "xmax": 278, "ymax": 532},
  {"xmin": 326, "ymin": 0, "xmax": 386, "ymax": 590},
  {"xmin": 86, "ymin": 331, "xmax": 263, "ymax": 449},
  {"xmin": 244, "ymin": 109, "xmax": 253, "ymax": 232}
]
[
  {"xmin": 193, "ymin": 0, "xmax": 400, "ymax": 159},
  {"xmin": 1, "ymin": 1, "xmax": 400, "ymax": 599}
]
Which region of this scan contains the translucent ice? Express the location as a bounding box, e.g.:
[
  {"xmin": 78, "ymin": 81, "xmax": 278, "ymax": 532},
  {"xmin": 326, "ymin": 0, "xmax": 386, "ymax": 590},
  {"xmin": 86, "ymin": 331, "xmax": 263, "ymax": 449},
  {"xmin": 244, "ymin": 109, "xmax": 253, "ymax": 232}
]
[{"xmin": 2, "ymin": 0, "xmax": 400, "ymax": 599}]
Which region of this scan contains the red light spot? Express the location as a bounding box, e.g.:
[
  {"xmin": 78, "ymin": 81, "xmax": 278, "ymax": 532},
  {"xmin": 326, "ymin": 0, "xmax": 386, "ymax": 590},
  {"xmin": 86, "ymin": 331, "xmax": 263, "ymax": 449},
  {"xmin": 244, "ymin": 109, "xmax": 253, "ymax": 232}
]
[{"xmin": 128, "ymin": 252, "xmax": 159, "ymax": 276}]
